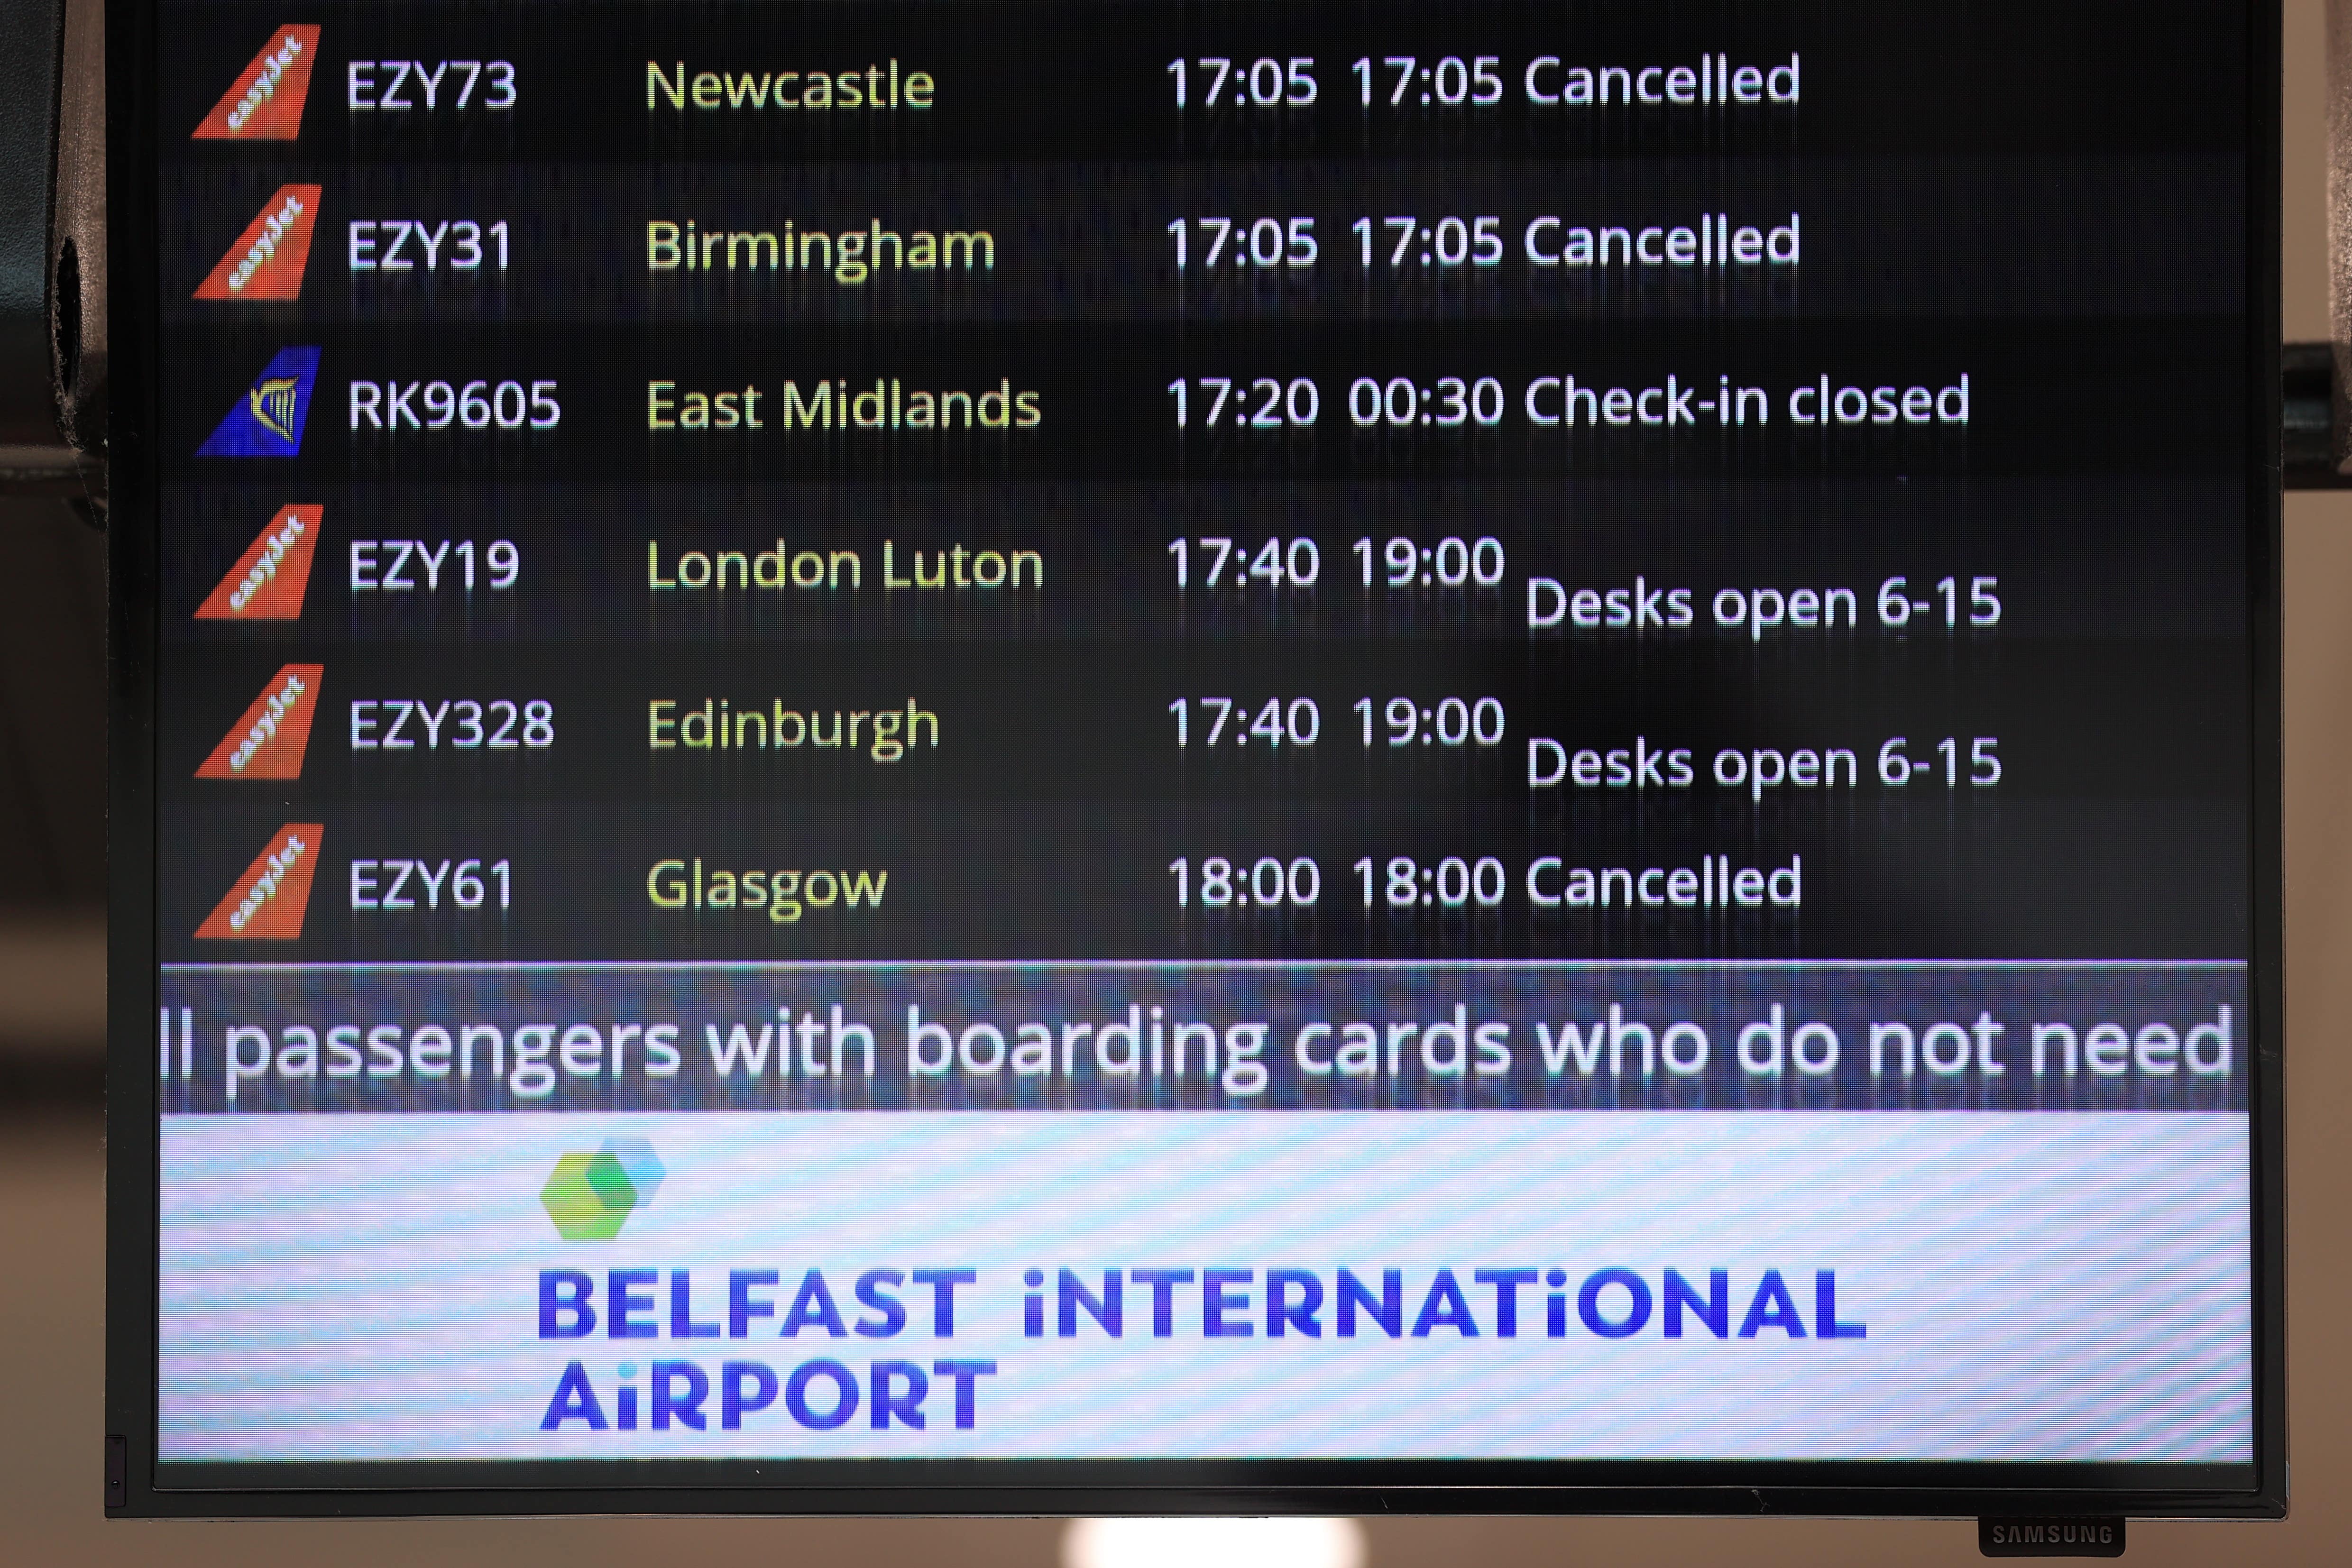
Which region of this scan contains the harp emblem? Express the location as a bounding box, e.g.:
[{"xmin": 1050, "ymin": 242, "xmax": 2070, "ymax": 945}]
[{"xmin": 249, "ymin": 377, "xmax": 302, "ymax": 441}]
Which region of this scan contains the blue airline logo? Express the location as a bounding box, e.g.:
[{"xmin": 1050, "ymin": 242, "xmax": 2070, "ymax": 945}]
[{"xmin": 198, "ymin": 346, "xmax": 322, "ymax": 457}]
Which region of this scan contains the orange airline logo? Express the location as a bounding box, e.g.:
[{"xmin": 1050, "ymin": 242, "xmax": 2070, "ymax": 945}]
[
  {"xmin": 197, "ymin": 664, "xmax": 324, "ymax": 780},
  {"xmin": 193, "ymin": 26, "xmax": 322, "ymax": 141},
  {"xmin": 195, "ymin": 823, "xmax": 324, "ymax": 940},
  {"xmin": 195, "ymin": 184, "xmax": 322, "ymax": 300},
  {"xmin": 197, "ymin": 504, "xmax": 322, "ymax": 620}
]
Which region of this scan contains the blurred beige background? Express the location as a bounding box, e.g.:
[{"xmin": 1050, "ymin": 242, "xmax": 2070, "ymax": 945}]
[{"xmin": 2, "ymin": 3, "xmax": 2344, "ymax": 1562}]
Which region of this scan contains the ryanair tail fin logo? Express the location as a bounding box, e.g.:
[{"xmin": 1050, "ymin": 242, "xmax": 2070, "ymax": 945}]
[
  {"xmin": 254, "ymin": 381, "xmax": 301, "ymax": 438},
  {"xmin": 194, "ymin": 26, "xmax": 322, "ymax": 140},
  {"xmin": 195, "ymin": 184, "xmax": 322, "ymax": 300},
  {"xmin": 197, "ymin": 664, "xmax": 324, "ymax": 780},
  {"xmin": 195, "ymin": 823, "xmax": 324, "ymax": 940},
  {"xmin": 199, "ymin": 346, "xmax": 320, "ymax": 458},
  {"xmin": 197, "ymin": 505, "xmax": 322, "ymax": 621}
]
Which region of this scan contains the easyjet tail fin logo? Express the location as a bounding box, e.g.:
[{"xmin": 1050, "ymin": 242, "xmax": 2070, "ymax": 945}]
[
  {"xmin": 195, "ymin": 824, "xmax": 323, "ymax": 940},
  {"xmin": 197, "ymin": 664, "xmax": 323, "ymax": 779},
  {"xmin": 195, "ymin": 184, "xmax": 322, "ymax": 300},
  {"xmin": 194, "ymin": 26, "xmax": 322, "ymax": 140},
  {"xmin": 197, "ymin": 505, "xmax": 322, "ymax": 621}
]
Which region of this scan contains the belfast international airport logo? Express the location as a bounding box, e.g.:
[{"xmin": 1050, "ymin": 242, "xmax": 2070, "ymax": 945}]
[
  {"xmin": 197, "ymin": 504, "xmax": 322, "ymax": 621},
  {"xmin": 196, "ymin": 663, "xmax": 323, "ymax": 779},
  {"xmin": 195, "ymin": 822, "xmax": 323, "ymax": 940},
  {"xmin": 198, "ymin": 346, "xmax": 321, "ymax": 458},
  {"xmin": 541, "ymin": 1138, "xmax": 666, "ymax": 1240},
  {"xmin": 194, "ymin": 184, "xmax": 322, "ymax": 300},
  {"xmin": 193, "ymin": 25, "xmax": 322, "ymax": 140}
]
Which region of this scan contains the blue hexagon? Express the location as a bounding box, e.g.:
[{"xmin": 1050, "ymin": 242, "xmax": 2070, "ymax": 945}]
[{"xmin": 599, "ymin": 1136, "xmax": 665, "ymax": 1208}]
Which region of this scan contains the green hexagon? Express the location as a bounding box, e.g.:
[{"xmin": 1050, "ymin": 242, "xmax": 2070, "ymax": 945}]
[{"xmin": 541, "ymin": 1151, "xmax": 639, "ymax": 1240}]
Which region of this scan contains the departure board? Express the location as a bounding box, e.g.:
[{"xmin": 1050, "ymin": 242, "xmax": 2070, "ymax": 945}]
[{"xmin": 115, "ymin": 0, "xmax": 2281, "ymax": 1510}]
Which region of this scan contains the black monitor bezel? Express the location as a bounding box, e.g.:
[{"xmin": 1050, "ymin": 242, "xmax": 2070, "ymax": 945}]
[{"xmin": 101, "ymin": 0, "xmax": 2289, "ymax": 1520}]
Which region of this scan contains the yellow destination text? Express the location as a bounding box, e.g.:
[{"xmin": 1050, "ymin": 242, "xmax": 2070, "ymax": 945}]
[
  {"xmin": 882, "ymin": 541, "xmax": 1040, "ymax": 589},
  {"xmin": 646, "ymin": 858, "xmax": 889, "ymax": 923},
  {"xmin": 646, "ymin": 381, "xmax": 762, "ymax": 429},
  {"xmin": 780, "ymin": 377, "xmax": 1041, "ymax": 430},
  {"xmin": 648, "ymin": 541, "xmax": 861, "ymax": 591},
  {"xmin": 648, "ymin": 220, "xmax": 992, "ymax": 283},
  {"xmin": 649, "ymin": 697, "xmax": 939, "ymax": 761},
  {"xmin": 647, "ymin": 60, "xmax": 933, "ymax": 112}
]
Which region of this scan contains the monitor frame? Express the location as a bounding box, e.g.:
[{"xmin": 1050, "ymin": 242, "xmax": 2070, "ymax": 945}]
[{"xmin": 101, "ymin": 0, "xmax": 2289, "ymax": 1519}]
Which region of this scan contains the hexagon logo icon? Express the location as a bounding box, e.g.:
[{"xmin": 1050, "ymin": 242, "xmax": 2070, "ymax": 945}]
[
  {"xmin": 598, "ymin": 1136, "xmax": 665, "ymax": 1204},
  {"xmin": 540, "ymin": 1139, "xmax": 664, "ymax": 1240}
]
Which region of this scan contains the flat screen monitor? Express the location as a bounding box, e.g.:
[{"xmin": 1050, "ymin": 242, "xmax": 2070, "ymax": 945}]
[{"xmin": 104, "ymin": 0, "xmax": 2286, "ymax": 1519}]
